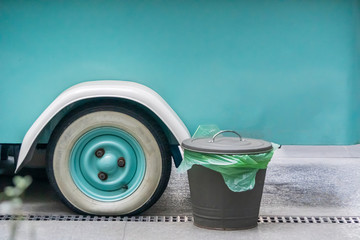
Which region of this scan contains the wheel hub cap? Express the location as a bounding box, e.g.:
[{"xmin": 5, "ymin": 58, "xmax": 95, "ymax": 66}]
[{"xmin": 69, "ymin": 127, "xmax": 146, "ymax": 201}]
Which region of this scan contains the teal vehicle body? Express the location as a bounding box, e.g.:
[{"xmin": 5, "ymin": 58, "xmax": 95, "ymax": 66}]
[
  {"xmin": 1, "ymin": 0, "xmax": 359, "ymax": 145},
  {"xmin": 0, "ymin": 0, "xmax": 359, "ymax": 215}
]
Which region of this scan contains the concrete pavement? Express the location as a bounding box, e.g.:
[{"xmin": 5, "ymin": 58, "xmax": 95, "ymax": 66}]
[
  {"xmin": 1, "ymin": 145, "xmax": 360, "ymax": 239},
  {"xmin": 1, "ymin": 221, "xmax": 360, "ymax": 240}
]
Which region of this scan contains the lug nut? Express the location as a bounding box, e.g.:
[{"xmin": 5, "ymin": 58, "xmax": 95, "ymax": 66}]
[
  {"xmin": 95, "ymin": 148, "xmax": 105, "ymax": 158},
  {"xmin": 98, "ymin": 172, "xmax": 108, "ymax": 181},
  {"xmin": 117, "ymin": 157, "xmax": 126, "ymax": 167}
]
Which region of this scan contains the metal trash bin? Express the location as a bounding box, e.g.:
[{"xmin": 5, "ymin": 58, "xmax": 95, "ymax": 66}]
[{"xmin": 181, "ymin": 130, "xmax": 273, "ymax": 230}]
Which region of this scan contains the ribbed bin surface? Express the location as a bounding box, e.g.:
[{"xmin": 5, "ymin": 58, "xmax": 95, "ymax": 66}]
[{"xmin": 188, "ymin": 165, "xmax": 266, "ymax": 230}]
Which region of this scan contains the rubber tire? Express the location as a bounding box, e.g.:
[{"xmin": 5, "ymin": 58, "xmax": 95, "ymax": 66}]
[{"xmin": 46, "ymin": 104, "xmax": 171, "ymax": 215}]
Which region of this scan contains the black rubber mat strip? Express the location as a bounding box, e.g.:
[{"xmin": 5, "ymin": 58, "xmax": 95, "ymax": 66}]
[
  {"xmin": 258, "ymin": 216, "xmax": 360, "ymax": 224},
  {"xmin": 0, "ymin": 215, "xmax": 192, "ymax": 222},
  {"xmin": 0, "ymin": 215, "xmax": 359, "ymax": 223}
]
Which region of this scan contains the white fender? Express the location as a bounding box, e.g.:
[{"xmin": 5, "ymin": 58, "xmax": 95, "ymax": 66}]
[{"xmin": 16, "ymin": 80, "xmax": 190, "ymax": 172}]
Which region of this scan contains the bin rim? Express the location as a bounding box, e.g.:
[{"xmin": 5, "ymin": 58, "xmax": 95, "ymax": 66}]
[{"xmin": 181, "ymin": 131, "xmax": 273, "ymax": 155}]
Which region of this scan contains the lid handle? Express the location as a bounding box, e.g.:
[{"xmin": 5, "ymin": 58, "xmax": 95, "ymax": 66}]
[{"xmin": 209, "ymin": 130, "xmax": 243, "ymax": 143}]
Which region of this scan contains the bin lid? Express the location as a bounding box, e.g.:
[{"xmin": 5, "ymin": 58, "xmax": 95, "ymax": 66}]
[{"xmin": 181, "ymin": 130, "xmax": 273, "ymax": 154}]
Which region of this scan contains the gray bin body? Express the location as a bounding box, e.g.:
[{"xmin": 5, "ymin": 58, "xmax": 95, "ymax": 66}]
[{"xmin": 188, "ymin": 165, "xmax": 266, "ymax": 230}]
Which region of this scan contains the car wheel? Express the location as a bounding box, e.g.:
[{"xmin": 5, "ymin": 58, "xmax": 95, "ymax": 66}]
[{"xmin": 46, "ymin": 104, "xmax": 171, "ymax": 215}]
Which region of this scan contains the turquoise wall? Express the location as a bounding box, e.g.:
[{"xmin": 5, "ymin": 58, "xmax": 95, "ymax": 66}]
[
  {"xmin": 0, "ymin": 0, "xmax": 359, "ymax": 144},
  {"xmin": 351, "ymin": 2, "xmax": 360, "ymax": 144}
]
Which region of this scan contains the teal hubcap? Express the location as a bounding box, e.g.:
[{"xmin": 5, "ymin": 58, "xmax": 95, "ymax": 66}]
[{"xmin": 70, "ymin": 127, "xmax": 146, "ymax": 201}]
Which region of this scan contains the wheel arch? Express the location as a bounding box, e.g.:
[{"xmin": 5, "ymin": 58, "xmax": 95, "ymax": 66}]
[{"xmin": 15, "ymin": 81, "xmax": 190, "ymax": 172}]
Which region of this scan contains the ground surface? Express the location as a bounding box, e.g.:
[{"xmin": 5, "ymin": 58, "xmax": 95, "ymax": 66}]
[{"xmin": 1, "ymin": 145, "xmax": 360, "ymax": 239}]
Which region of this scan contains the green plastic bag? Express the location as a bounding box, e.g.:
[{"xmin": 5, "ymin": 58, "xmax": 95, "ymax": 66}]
[{"xmin": 178, "ymin": 125, "xmax": 278, "ymax": 192}]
